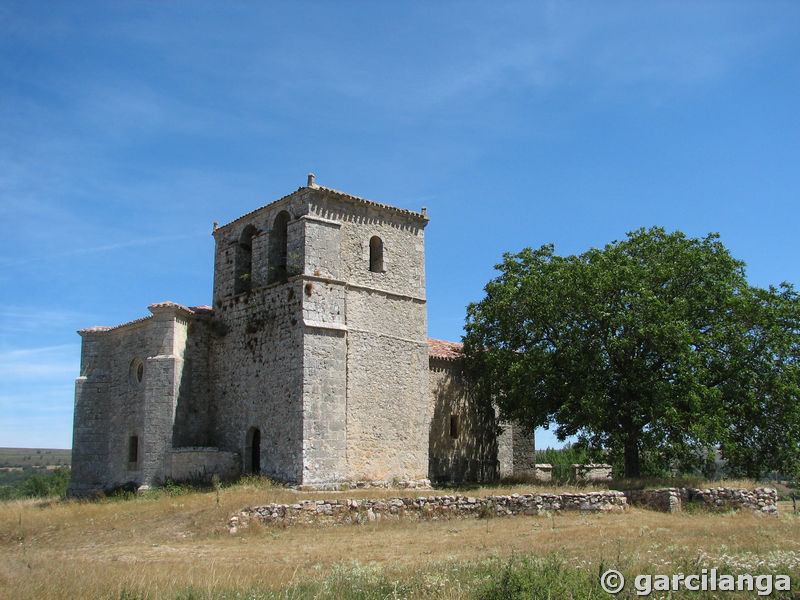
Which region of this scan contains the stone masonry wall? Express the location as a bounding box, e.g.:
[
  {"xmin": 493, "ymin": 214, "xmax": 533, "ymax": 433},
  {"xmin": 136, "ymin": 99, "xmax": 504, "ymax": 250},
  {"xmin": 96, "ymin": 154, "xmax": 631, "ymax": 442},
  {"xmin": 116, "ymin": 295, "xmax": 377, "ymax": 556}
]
[
  {"xmin": 346, "ymin": 325, "xmax": 430, "ymax": 481},
  {"xmin": 212, "ymin": 189, "xmax": 311, "ymax": 304},
  {"xmin": 301, "ymin": 324, "xmax": 348, "ymax": 484},
  {"xmin": 328, "ymin": 191, "xmax": 430, "ymax": 484},
  {"xmin": 172, "ymin": 315, "xmax": 215, "ymax": 448},
  {"xmin": 209, "ymin": 183, "xmax": 431, "ymax": 486},
  {"xmin": 308, "ymin": 192, "xmax": 427, "ymax": 301},
  {"xmin": 70, "ymin": 303, "xmax": 211, "ymax": 495},
  {"xmin": 231, "ymin": 486, "xmax": 778, "ymax": 531},
  {"xmin": 497, "ymin": 422, "xmax": 536, "ymax": 478},
  {"xmin": 230, "ymin": 491, "xmax": 628, "ymax": 530},
  {"xmin": 70, "ymin": 330, "xmax": 114, "ymax": 495},
  {"xmin": 168, "ymin": 448, "xmax": 239, "ymax": 482},
  {"xmin": 71, "ymin": 318, "xmax": 156, "ymax": 494},
  {"xmin": 624, "ymin": 487, "xmax": 778, "ymax": 514},
  {"xmin": 571, "ymin": 464, "xmax": 613, "ymax": 482},
  {"xmin": 209, "ymin": 282, "xmax": 305, "ymax": 483}
]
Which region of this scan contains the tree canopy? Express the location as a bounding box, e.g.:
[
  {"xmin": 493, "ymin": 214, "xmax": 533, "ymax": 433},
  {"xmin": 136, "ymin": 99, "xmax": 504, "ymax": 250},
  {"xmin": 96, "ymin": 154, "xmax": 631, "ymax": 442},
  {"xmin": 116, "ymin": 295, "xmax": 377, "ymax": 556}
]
[{"xmin": 463, "ymin": 227, "xmax": 800, "ymax": 478}]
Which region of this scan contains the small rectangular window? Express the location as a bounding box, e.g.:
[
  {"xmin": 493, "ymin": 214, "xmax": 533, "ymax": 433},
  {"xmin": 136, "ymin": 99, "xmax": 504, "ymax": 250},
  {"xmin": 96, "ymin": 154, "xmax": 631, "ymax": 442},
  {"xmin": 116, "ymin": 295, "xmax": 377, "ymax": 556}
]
[
  {"xmin": 128, "ymin": 435, "xmax": 139, "ymax": 468},
  {"xmin": 449, "ymin": 415, "xmax": 459, "ymax": 439}
]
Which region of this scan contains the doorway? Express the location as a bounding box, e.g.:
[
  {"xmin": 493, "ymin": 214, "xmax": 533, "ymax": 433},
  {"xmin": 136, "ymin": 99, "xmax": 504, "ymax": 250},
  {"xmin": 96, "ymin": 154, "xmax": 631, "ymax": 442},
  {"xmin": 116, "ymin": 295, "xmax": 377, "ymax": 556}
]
[{"xmin": 245, "ymin": 427, "xmax": 261, "ymax": 474}]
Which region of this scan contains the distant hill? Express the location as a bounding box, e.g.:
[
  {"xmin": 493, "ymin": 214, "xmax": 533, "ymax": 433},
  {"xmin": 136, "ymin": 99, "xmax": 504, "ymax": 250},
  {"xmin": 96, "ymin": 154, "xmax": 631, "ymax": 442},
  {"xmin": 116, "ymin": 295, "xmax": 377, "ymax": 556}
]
[{"xmin": 0, "ymin": 447, "xmax": 71, "ymax": 470}]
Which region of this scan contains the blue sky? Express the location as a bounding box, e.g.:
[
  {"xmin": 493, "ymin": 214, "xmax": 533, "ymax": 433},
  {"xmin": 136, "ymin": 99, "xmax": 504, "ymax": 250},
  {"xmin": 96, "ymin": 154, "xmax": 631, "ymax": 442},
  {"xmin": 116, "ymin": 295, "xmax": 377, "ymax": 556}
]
[{"xmin": 1, "ymin": 2, "xmax": 799, "ymax": 450}]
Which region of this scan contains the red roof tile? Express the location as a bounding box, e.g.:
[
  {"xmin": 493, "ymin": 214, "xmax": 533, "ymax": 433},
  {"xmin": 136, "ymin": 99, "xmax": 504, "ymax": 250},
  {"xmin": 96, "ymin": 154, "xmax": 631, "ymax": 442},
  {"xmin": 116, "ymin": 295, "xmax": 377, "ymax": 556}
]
[{"xmin": 428, "ymin": 338, "xmax": 464, "ymax": 361}]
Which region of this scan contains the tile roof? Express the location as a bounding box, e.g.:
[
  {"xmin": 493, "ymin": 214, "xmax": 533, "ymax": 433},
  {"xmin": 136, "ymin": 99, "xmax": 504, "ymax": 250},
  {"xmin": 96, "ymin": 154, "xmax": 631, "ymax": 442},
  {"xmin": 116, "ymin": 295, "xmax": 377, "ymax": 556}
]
[
  {"xmin": 77, "ymin": 303, "xmax": 214, "ymax": 334},
  {"xmin": 216, "ymin": 180, "xmax": 428, "ymax": 232},
  {"xmin": 428, "ymin": 337, "xmax": 464, "ymax": 361},
  {"xmin": 77, "ymin": 315, "xmax": 153, "ymax": 334},
  {"xmin": 314, "ymin": 184, "xmax": 428, "ymax": 221}
]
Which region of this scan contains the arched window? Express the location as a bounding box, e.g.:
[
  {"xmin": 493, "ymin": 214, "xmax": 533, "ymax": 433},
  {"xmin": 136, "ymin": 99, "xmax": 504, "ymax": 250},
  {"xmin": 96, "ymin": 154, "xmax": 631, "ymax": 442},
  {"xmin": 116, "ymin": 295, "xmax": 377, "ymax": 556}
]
[
  {"xmin": 369, "ymin": 236, "xmax": 384, "ymax": 273},
  {"xmin": 269, "ymin": 211, "xmax": 290, "ymax": 283},
  {"xmin": 234, "ymin": 225, "xmax": 257, "ymax": 294}
]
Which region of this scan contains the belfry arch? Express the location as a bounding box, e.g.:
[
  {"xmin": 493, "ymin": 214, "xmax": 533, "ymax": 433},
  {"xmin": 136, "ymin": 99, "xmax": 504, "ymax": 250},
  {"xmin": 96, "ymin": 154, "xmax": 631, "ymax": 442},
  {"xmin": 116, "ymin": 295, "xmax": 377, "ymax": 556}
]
[
  {"xmin": 234, "ymin": 225, "xmax": 257, "ymax": 294},
  {"xmin": 269, "ymin": 211, "xmax": 290, "ymax": 283}
]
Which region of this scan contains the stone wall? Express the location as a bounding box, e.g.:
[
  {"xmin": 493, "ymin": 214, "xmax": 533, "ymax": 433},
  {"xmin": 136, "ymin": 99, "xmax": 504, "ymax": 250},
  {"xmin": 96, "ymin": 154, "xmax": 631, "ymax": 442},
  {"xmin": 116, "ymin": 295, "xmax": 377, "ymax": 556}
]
[
  {"xmin": 624, "ymin": 487, "xmax": 778, "ymax": 514},
  {"xmin": 533, "ymin": 464, "xmax": 553, "ymax": 482},
  {"xmin": 687, "ymin": 487, "xmax": 778, "ymax": 514},
  {"xmin": 231, "ymin": 486, "xmax": 779, "ymax": 531},
  {"xmin": 624, "ymin": 488, "xmax": 682, "ymax": 513},
  {"xmin": 230, "ymin": 491, "xmax": 628, "ymax": 530},
  {"xmin": 69, "ymin": 303, "xmax": 212, "ymax": 496},
  {"xmin": 209, "ymin": 282, "xmax": 305, "ymax": 483},
  {"xmin": 497, "ymin": 422, "xmax": 536, "ymax": 478},
  {"xmin": 571, "ymin": 464, "xmax": 613, "ymax": 481},
  {"xmin": 345, "ymin": 324, "xmax": 430, "ymax": 482},
  {"xmin": 309, "ymin": 192, "xmax": 427, "ymax": 301},
  {"xmin": 212, "ymin": 189, "xmax": 311, "ymax": 304},
  {"xmin": 332, "ymin": 193, "xmax": 430, "ymax": 484},
  {"xmin": 172, "ymin": 315, "xmax": 215, "ymax": 448},
  {"xmin": 168, "ymin": 448, "xmax": 239, "ymax": 482}
]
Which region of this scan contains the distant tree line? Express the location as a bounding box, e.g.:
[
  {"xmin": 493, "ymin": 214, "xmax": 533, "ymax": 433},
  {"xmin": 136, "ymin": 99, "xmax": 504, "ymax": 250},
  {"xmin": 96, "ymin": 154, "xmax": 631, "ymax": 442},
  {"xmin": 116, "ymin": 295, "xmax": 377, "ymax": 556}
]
[{"xmin": 0, "ymin": 467, "xmax": 71, "ymax": 501}]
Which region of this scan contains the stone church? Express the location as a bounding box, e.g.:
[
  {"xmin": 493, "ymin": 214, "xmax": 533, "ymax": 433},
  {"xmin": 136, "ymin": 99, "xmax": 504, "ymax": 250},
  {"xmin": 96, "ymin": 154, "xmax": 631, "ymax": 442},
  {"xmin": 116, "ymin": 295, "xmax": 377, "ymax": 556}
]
[{"xmin": 68, "ymin": 176, "xmax": 534, "ymax": 497}]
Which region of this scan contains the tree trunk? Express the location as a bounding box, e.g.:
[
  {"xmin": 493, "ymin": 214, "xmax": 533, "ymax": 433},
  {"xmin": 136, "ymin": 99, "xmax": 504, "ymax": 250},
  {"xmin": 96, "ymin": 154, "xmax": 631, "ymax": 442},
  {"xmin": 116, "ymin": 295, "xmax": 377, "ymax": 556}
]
[
  {"xmin": 623, "ymin": 437, "xmax": 641, "ymax": 478},
  {"xmin": 619, "ymin": 407, "xmax": 642, "ymax": 479}
]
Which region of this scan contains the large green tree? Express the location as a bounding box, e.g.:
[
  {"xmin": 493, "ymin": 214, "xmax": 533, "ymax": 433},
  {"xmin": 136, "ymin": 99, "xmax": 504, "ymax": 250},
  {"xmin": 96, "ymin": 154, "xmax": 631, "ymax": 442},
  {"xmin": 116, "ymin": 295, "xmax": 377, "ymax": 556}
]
[{"xmin": 463, "ymin": 227, "xmax": 800, "ymax": 478}]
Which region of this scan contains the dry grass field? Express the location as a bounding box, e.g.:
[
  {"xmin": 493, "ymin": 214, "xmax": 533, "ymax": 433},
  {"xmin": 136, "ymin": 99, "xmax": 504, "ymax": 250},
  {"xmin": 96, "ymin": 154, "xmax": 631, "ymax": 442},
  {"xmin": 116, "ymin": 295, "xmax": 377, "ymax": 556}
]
[{"xmin": 1, "ymin": 478, "xmax": 799, "ymax": 599}]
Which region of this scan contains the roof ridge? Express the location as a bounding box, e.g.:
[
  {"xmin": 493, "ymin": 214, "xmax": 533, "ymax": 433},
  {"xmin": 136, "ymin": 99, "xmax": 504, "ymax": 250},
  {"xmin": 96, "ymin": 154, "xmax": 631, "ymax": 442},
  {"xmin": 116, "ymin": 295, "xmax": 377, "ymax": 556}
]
[
  {"xmin": 216, "ymin": 181, "xmax": 428, "ymax": 233},
  {"xmin": 78, "ymin": 302, "xmax": 213, "ymax": 335}
]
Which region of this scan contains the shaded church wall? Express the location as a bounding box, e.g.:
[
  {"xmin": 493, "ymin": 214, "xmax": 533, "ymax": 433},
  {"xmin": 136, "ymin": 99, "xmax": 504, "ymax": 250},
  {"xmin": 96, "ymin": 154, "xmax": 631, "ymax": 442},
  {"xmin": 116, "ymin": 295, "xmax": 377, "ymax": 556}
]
[
  {"xmin": 171, "ymin": 315, "xmax": 215, "ymax": 448},
  {"xmin": 428, "ymin": 358, "xmax": 499, "ymax": 483}
]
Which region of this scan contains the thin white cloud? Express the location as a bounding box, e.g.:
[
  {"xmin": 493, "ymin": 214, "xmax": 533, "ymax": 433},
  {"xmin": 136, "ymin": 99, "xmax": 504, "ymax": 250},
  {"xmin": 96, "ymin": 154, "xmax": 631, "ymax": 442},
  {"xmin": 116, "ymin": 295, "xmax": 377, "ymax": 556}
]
[
  {"xmin": 0, "ymin": 307, "xmax": 91, "ymax": 331},
  {"xmin": 0, "ymin": 345, "xmax": 78, "ymax": 381},
  {"xmin": 0, "ymin": 232, "xmax": 207, "ymax": 267},
  {"xmin": 0, "ymin": 344, "xmax": 74, "ymax": 358}
]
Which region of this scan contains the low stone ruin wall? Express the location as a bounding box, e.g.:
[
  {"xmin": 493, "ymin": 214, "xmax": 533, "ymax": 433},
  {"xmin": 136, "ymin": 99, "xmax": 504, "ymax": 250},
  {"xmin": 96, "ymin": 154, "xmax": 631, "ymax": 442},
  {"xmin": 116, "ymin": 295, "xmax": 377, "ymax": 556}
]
[
  {"xmin": 625, "ymin": 488, "xmax": 683, "ymax": 512},
  {"xmin": 229, "ymin": 491, "xmax": 628, "ymax": 531},
  {"xmin": 688, "ymin": 487, "xmax": 778, "ymax": 514},
  {"xmin": 533, "ymin": 464, "xmax": 553, "ymax": 481},
  {"xmin": 624, "ymin": 487, "xmax": 778, "ymax": 514},
  {"xmin": 571, "ymin": 464, "xmax": 613, "ymax": 481},
  {"xmin": 230, "ymin": 486, "xmax": 780, "ymax": 531}
]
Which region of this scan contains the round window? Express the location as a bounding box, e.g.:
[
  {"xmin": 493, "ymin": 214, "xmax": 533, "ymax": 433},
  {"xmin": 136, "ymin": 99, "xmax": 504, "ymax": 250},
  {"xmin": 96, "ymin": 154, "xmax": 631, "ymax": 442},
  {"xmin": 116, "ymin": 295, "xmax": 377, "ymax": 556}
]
[{"xmin": 130, "ymin": 358, "xmax": 144, "ymax": 386}]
